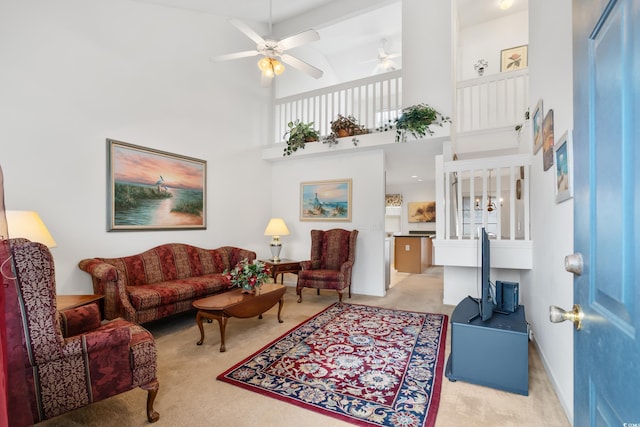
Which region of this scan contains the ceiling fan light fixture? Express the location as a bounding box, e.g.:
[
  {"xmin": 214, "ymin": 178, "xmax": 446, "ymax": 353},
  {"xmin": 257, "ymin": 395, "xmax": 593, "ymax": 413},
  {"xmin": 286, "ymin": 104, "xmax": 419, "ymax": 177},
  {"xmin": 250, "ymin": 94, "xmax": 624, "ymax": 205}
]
[
  {"xmin": 499, "ymin": 0, "xmax": 514, "ymax": 10},
  {"xmin": 258, "ymin": 57, "xmax": 285, "ymax": 78}
]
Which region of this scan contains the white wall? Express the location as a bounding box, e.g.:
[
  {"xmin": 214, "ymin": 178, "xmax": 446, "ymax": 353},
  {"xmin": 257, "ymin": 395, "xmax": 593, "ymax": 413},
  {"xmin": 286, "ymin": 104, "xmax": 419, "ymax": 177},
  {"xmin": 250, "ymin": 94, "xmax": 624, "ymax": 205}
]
[
  {"xmin": 270, "ymin": 150, "xmax": 387, "ymax": 298},
  {"xmin": 458, "ymin": 10, "xmax": 529, "ymax": 81},
  {"xmin": 0, "ymin": 0, "xmax": 273, "ymax": 294},
  {"xmin": 524, "ymin": 0, "xmax": 574, "ymax": 422}
]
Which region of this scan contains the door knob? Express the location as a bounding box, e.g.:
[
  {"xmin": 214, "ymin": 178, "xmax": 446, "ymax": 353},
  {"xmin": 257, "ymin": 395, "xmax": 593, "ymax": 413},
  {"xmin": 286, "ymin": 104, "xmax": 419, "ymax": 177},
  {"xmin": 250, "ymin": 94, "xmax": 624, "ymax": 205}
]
[
  {"xmin": 564, "ymin": 253, "xmax": 583, "ymax": 275},
  {"xmin": 549, "ymin": 304, "xmax": 584, "ymax": 330}
]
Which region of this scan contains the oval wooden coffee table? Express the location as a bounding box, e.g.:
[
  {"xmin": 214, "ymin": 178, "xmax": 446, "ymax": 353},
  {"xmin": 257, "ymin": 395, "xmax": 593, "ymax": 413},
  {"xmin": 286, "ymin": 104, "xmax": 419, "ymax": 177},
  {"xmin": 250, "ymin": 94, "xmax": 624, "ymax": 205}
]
[{"xmin": 193, "ymin": 283, "xmax": 286, "ymax": 352}]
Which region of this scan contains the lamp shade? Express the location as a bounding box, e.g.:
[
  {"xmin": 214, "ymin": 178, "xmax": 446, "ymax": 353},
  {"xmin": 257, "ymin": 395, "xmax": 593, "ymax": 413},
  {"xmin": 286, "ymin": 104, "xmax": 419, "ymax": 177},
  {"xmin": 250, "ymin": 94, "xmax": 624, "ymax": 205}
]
[
  {"xmin": 6, "ymin": 210, "xmax": 57, "ymax": 247},
  {"xmin": 264, "ymin": 218, "xmax": 290, "ymax": 236}
]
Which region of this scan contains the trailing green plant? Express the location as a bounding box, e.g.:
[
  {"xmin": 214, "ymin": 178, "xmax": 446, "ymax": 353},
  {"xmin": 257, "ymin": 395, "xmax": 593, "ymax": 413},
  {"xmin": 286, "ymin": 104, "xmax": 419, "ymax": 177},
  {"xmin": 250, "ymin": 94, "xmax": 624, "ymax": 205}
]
[
  {"xmin": 283, "ymin": 120, "xmax": 320, "ymax": 156},
  {"xmin": 323, "ymin": 114, "xmax": 367, "ymax": 147},
  {"xmin": 394, "ymin": 103, "xmax": 451, "ymax": 142}
]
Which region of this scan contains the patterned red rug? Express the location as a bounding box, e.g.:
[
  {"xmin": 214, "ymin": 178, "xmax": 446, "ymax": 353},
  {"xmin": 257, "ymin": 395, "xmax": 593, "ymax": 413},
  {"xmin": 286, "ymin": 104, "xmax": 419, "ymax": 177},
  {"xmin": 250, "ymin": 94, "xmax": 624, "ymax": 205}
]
[{"xmin": 218, "ymin": 303, "xmax": 448, "ymax": 427}]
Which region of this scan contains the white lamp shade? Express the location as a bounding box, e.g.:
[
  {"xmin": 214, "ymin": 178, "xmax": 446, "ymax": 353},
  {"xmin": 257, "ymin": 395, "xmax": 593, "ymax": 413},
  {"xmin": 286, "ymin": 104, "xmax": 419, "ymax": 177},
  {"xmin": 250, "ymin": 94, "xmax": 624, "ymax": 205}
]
[
  {"xmin": 6, "ymin": 210, "xmax": 57, "ymax": 247},
  {"xmin": 264, "ymin": 218, "xmax": 290, "ymax": 236}
]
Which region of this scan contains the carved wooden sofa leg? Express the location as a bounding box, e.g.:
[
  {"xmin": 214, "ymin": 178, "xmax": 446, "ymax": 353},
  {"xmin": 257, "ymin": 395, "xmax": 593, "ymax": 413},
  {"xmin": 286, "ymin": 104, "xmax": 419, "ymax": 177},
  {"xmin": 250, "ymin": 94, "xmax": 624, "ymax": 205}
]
[{"xmin": 141, "ymin": 380, "xmax": 160, "ymax": 423}]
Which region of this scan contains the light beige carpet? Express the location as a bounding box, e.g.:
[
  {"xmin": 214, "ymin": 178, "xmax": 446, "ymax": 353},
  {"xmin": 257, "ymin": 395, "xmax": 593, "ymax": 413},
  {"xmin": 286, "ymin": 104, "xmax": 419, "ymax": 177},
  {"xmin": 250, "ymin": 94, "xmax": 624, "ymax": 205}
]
[{"xmin": 38, "ymin": 268, "xmax": 570, "ymax": 427}]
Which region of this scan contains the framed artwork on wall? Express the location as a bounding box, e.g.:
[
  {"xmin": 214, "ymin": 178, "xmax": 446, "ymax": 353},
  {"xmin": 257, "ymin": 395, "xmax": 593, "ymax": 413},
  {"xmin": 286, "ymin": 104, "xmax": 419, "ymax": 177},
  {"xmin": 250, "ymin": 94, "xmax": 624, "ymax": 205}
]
[
  {"xmin": 107, "ymin": 139, "xmax": 206, "ymax": 231},
  {"xmin": 500, "ymin": 44, "xmax": 528, "ymax": 72},
  {"xmin": 532, "ymin": 99, "xmax": 544, "ymax": 154},
  {"xmin": 408, "ymin": 201, "xmax": 436, "ymax": 223},
  {"xmin": 542, "ymin": 109, "xmax": 555, "ymax": 171},
  {"xmin": 300, "ymin": 179, "xmax": 352, "ymax": 221},
  {"xmin": 554, "ymin": 131, "xmax": 573, "ymax": 203}
]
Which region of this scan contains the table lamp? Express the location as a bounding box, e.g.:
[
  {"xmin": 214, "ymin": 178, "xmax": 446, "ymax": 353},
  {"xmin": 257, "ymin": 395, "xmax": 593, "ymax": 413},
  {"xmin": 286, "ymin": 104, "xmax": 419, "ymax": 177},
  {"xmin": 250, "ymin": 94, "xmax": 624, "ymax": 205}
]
[
  {"xmin": 264, "ymin": 218, "xmax": 289, "ymax": 262},
  {"xmin": 6, "ymin": 210, "xmax": 57, "ymax": 247}
]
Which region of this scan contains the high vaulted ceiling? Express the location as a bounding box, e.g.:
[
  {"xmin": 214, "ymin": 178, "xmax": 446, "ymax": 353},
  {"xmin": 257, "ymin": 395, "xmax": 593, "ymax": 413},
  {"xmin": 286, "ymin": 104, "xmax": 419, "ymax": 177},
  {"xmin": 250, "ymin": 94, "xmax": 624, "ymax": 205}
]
[{"xmin": 130, "ymin": 0, "xmax": 528, "ymax": 185}]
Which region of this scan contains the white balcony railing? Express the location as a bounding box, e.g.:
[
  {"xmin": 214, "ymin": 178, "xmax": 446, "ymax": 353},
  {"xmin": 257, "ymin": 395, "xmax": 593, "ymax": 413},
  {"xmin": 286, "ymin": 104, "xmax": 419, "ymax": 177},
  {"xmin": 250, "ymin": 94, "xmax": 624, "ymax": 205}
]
[
  {"xmin": 456, "ymin": 69, "xmax": 529, "ymax": 133},
  {"xmin": 437, "ymin": 153, "xmax": 532, "ymax": 241},
  {"xmin": 274, "ymin": 70, "xmax": 402, "ymax": 143}
]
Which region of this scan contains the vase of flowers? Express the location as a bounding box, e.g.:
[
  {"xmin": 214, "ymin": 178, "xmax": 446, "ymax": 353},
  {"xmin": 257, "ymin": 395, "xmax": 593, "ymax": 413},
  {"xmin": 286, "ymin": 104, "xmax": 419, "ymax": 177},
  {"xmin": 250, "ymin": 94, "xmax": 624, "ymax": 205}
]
[{"xmin": 224, "ymin": 259, "xmax": 272, "ymax": 294}]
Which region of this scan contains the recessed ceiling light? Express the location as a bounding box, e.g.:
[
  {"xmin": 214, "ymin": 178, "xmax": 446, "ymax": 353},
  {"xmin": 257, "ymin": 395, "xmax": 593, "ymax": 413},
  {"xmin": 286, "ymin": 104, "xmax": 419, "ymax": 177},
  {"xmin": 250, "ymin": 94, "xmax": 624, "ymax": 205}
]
[
  {"xmin": 411, "ymin": 175, "xmax": 418, "ymax": 178},
  {"xmin": 499, "ymin": 0, "xmax": 514, "ymax": 10}
]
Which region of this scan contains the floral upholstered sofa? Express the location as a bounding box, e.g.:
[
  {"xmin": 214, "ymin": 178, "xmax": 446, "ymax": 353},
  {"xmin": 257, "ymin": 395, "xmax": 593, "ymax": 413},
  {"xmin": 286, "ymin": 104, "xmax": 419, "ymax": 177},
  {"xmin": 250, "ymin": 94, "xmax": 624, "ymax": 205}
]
[{"xmin": 79, "ymin": 243, "xmax": 255, "ymax": 324}]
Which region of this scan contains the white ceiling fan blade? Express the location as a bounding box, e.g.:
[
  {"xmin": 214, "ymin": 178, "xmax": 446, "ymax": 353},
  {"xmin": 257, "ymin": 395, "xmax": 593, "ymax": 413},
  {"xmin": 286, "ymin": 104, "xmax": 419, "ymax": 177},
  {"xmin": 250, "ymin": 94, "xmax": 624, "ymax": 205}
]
[
  {"xmin": 277, "ymin": 29, "xmax": 320, "ymax": 51},
  {"xmin": 280, "ymin": 54, "xmax": 323, "ymax": 79},
  {"xmin": 228, "ymin": 18, "xmax": 266, "ymax": 46},
  {"xmin": 212, "ymin": 50, "xmax": 260, "ymax": 61}
]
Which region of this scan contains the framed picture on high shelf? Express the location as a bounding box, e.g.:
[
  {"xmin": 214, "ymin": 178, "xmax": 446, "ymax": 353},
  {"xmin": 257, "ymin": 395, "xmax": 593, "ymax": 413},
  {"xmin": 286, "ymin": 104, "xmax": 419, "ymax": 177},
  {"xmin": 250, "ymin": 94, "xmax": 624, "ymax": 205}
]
[
  {"xmin": 107, "ymin": 139, "xmax": 206, "ymax": 231},
  {"xmin": 554, "ymin": 131, "xmax": 573, "ymax": 203},
  {"xmin": 300, "ymin": 179, "xmax": 352, "ymax": 221},
  {"xmin": 532, "ymin": 99, "xmax": 544, "ymax": 154},
  {"xmin": 500, "ymin": 44, "xmax": 528, "ymax": 72},
  {"xmin": 542, "ymin": 109, "xmax": 555, "ymax": 171}
]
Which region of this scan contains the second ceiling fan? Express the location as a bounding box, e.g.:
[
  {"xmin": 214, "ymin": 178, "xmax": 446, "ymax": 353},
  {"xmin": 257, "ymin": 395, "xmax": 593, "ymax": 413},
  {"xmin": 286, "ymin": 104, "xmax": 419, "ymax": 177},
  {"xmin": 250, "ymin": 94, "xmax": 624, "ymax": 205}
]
[{"xmin": 213, "ymin": 1, "xmax": 323, "ymax": 81}]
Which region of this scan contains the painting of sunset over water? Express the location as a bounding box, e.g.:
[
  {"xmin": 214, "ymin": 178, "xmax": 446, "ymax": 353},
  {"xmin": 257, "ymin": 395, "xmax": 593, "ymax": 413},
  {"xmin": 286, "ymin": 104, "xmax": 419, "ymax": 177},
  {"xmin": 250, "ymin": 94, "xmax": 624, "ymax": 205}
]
[{"xmin": 107, "ymin": 139, "xmax": 206, "ymax": 230}]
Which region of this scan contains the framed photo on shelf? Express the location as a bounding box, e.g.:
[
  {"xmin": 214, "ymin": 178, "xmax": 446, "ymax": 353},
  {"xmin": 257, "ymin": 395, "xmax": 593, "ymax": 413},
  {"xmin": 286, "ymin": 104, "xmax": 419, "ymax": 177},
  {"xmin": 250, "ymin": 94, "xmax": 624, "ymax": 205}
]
[
  {"xmin": 300, "ymin": 179, "xmax": 352, "ymax": 221},
  {"xmin": 501, "ymin": 44, "xmax": 528, "ymax": 71},
  {"xmin": 532, "ymin": 99, "xmax": 544, "ymax": 154},
  {"xmin": 107, "ymin": 139, "xmax": 206, "ymax": 231},
  {"xmin": 542, "ymin": 109, "xmax": 555, "ymax": 171},
  {"xmin": 554, "ymin": 131, "xmax": 573, "ymax": 203}
]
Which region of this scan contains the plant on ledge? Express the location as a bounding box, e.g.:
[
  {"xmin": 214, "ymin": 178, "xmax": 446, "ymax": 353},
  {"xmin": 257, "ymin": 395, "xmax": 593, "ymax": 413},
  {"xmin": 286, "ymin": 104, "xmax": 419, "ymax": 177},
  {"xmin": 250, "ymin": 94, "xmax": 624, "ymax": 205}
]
[
  {"xmin": 394, "ymin": 103, "xmax": 451, "ymax": 143},
  {"xmin": 323, "ymin": 114, "xmax": 368, "ymax": 147},
  {"xmin": 224, "ymin": 259, "xmax": 272, "ymax": 294},
  {"xmin": 283, "ymin": 120, "xmax": 320, "ymax": 156}
]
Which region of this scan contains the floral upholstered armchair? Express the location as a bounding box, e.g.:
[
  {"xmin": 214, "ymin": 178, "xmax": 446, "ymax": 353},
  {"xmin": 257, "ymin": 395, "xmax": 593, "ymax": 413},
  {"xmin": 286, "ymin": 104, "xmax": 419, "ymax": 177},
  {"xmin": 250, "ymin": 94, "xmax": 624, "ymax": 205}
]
[
  {"xmin": 7, "ymin": 239, "xmax": 160, "ymax": 423},
  {"xmin": 296, "ymin": 228, "xmax": 358, "ymax": 303}
]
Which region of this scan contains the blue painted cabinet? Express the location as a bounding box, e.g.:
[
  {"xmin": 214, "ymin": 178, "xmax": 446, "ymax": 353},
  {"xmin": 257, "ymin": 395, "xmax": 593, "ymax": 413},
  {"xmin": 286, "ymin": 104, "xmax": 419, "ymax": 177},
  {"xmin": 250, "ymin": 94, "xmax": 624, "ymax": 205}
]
[{"xmin": 445, "ymin": 296, "xmax": 529, "ymax": 395}]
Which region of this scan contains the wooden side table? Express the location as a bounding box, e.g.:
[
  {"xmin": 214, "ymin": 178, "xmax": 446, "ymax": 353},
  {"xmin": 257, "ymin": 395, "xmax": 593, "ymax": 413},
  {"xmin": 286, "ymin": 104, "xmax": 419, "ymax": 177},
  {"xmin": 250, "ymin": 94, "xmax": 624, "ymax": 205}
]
[
  {"xmin": 57, "ymin": 294, "xmax": 104, "ymax": 317},
  {"xmin": 261, "ymin": 259, "xmax": 301, "ymax": 284}
]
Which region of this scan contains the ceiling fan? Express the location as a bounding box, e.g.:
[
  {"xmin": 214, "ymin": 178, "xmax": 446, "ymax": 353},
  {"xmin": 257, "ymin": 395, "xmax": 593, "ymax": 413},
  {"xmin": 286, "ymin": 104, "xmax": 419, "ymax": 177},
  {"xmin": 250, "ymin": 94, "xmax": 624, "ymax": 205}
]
[
  {"xmin": 370, "ymin": 39, "xmax": 401, "ymax": 75},
  {"xmin": 213, "ymin": 1, "xmax": 323, "ymax": 81}
]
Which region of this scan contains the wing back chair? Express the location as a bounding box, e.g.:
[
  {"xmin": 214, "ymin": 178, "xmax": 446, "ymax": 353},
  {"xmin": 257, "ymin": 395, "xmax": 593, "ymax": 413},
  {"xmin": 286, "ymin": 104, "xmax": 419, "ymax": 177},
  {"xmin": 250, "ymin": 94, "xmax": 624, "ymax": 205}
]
[
  {"xmin": 8, "ymin": 239, "xmax": 160, "ymax": 423},
  {"xmin": 296, "ymin": 228, "xmax": 358, "ymax": 303}
]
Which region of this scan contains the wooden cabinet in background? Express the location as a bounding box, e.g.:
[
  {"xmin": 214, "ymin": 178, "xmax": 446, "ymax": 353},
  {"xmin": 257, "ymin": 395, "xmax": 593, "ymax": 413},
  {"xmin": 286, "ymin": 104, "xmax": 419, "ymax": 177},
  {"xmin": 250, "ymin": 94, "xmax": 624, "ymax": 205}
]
[{"xmin": 394, "ymin": 236, "xmax": 432, "ymax": 273}]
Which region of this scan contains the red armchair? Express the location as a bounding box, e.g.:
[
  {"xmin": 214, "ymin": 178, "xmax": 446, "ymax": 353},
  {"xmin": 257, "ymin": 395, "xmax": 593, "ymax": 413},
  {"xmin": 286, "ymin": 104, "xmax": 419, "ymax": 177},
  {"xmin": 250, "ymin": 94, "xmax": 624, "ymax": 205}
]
[
  {"xmin": 296, "ymin": 229, "xmax": 358, "ymax": 303},
  {"xmin": 8, "ymin": 239, "xmax": 159, "ymax": 423}
]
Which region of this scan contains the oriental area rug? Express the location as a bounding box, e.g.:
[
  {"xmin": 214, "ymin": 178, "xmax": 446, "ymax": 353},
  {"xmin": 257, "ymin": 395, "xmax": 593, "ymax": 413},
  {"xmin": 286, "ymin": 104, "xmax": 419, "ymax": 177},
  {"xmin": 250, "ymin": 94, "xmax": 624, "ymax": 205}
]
[{"xmin": 217, "ymin": 303, "xmax": 448, "ymax": 427}]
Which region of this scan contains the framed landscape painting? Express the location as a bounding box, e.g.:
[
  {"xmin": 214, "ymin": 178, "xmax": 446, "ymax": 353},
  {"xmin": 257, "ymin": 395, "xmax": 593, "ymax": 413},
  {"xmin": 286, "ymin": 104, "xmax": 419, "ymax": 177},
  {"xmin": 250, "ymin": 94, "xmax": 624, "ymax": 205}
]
[
  {"xmin": 408, "ymin": 201, "xmax": 436, "ymax": 223},
  {"xmin": 300, "ymin": 179, "xmax": 352, "ymax": 221},
  {"xmin": 107, "ymin": 139, "xmax": 206, "ymax": 231}
]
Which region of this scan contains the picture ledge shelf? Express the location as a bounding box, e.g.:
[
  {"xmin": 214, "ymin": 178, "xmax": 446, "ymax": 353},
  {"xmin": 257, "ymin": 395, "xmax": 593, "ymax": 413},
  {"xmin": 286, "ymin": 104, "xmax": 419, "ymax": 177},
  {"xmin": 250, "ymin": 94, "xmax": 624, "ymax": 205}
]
[{"xmin": 262, "ymin": 124, "xmax": 451, "ymax": 162}]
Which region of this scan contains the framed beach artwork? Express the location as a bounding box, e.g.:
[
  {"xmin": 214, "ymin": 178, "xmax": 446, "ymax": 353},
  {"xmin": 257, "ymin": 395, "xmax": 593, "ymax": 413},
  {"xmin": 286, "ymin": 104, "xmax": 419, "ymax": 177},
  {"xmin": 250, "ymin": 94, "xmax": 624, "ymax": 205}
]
[
  {"xmin": 107, "ymin": 139, "xmax": 206, "ymax": 231},
  {"xmin": 532, "ymin": 99, "xmax": 544, "ymax": 154},
  {"xmin": 554, "ymin": 131, "xmax": 573, "ymax": 203},
  {"xmin": 542, "ymin": 109, "xmax": 555, "ymax": 171},
  {"xmin": 300, "ymin": 179, "xmax": 352, "ymax": 221},
  {"xmin": 500, "ymin": 44, "xmax": 528, "ymax": 72},
  {"xmin": 408, "ymin": 201, "xmax": 436, "ymax": 223}
]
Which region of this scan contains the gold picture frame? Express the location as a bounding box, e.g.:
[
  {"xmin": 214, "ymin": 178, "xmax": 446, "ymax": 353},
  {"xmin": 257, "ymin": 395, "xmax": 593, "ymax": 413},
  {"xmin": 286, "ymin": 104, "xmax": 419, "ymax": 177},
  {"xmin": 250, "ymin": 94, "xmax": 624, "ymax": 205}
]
[
  {"xmin": 300, "ymin": 179, "xmax": 352, "ymax": 221},
  {"xmin": 107, "ymin": 139, "xmax": 206, "ymax": 231}
]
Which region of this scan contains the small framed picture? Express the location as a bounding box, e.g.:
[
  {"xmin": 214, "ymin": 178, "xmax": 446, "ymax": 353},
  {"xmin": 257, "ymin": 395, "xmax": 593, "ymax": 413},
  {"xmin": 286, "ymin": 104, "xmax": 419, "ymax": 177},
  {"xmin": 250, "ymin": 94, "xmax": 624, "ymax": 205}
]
[
  {"xmin": 542, "ymin": 109, "xmax": 555, "ymax": 171},
  {"xmin": 501, "ymin": 45, "xmax": 528, "ymax": 72},
  {"xmin": 532, "ymin": 99, "xmax": 544, "ymax": 154},
  {"xmin": 408, "ymin": 201, "xmax": 436, "ymax": 223},
  {"xmin": 554, "ymin": 131, "xmax": 573, "ymax": 203}
]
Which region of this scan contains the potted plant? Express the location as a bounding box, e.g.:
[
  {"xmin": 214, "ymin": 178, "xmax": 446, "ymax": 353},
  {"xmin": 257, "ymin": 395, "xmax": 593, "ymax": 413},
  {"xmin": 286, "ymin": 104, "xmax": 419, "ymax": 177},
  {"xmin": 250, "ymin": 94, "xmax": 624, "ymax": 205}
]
[
  {"xmin": 394, "ymin": 103, "xmax": 451, "ymax": 142},
  {"xmin": 323, "ymin": 114, "xmax": 368, "ymax": 146},
  {"xmin": 283, "ymin": 120, "xmax": 320, "ymax": 156},
  {"xmin": 224, "ymin": 258, "xmax": 272, "ymax": 294}
]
